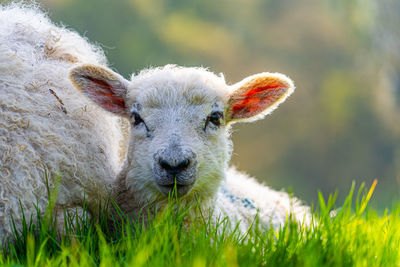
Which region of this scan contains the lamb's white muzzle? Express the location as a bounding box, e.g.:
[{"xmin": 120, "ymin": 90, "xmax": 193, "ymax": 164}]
[{"xmin": 152, "ymin": 145, "xmax": 198, "ymax": 197}]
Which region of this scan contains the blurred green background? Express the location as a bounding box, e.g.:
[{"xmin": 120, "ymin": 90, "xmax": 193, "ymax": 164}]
[{"xmin": 23, "ymin": 0, "xmax": 400, "ymax": 209}]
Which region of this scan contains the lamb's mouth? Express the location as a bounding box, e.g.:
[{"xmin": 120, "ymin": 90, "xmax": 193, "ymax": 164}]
[{"xmin": 157, "ymin": 182, "xmax": 195, "ymax": 197}]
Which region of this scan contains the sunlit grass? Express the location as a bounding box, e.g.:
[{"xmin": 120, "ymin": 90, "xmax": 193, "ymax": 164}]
[{"xmin": 1, "ymin": 181, "xmax": 399, "ymax": 266}]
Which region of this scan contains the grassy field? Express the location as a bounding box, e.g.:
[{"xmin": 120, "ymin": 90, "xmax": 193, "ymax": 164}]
[{"xmin": 1, "ymin": 180, "xmax": 399, "ymax": 266}]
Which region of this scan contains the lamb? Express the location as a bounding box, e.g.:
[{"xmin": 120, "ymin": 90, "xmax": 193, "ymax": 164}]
[
  {"xmin": 70, "ymin": 64, "xmax": 310, "ymax": 231},
  {"xmin": 0, "ymin": 4, "xmax": 126, "ymax": 243}
]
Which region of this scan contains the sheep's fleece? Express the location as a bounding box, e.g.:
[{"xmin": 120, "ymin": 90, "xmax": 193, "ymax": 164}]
[
  {"xmin": 0, "ymin": 3, "xmax": 310, "ymax": 242},
  {"xmin": 0, "ymin": 3, "xmax": 126, "ymax": 243}
]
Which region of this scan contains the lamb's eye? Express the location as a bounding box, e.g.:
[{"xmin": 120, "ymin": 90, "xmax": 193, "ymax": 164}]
[
  {"xmin": 209, "ymin": 112, "xmax": 222, "ymax": 126},
  {"xmin": 131, "ymin": 112, "xmax": 144, "ymax": 126},
  {"xmin": 205, "ymin": 111, "xmax": 223, "ymax": 129}
]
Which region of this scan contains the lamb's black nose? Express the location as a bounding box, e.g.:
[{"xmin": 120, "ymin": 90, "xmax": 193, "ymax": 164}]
[{"xmin": 159, "ymin": 158, "xmax": 190, "ymax": 176}]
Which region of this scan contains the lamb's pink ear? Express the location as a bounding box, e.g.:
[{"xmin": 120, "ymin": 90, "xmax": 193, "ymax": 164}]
[
  {"xmin": 70, "ymin": 64, "xmax": 129, "ymax": 116},
  {"xmin": 226, "ymin": 73, "xmax": 295, "ymax": 123}
]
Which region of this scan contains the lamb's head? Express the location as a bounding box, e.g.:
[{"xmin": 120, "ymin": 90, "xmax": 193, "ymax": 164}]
[{"xmin": 70, "ymin": 65, "xmax": 294, "ymax": 204}]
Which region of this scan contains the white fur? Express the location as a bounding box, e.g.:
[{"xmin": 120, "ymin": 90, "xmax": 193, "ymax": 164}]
[
  {"xmin": 216, "ymin": 168, "xmax": 310, "ymax": 231},
  {"xmin": 0, "ymin": 4, "xmax": 126, "ymax": 243}
]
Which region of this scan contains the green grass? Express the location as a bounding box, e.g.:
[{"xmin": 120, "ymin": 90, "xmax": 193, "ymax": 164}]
[{"xmin": 1, "ymin": 180, "xmax": 400, "ymax": 266}]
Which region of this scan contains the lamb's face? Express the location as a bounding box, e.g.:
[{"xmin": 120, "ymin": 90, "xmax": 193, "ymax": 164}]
[
  {"xmin": 70, "ymin": 65, "xmax": 294, "ymax": 203},
  {"xmin": 124, "ymin": 70, "xmax": 231, "ymax": 199}
]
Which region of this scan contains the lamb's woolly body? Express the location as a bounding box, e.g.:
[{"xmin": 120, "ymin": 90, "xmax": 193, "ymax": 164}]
[
  {"xmin": 217, "ymin": 168, "xmax": 309, "ymax": 231},
  {"xmin": 0, "ymin": 4, "xmax": 125, "ymax": 243}
]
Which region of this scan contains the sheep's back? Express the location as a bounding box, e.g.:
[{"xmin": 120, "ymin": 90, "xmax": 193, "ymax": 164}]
[
  {"xmin": 0, "ymin": 4, "xmax": 125, "ymax": 241},
  {"xmin": 216, "ymin": 168, "xmax": 311, "ymax": 231}
]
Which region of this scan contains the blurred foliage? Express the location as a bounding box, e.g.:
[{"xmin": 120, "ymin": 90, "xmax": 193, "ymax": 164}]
[{"xmin": 31, "ymin": 0, "xmax": 400, "ymax": 209}]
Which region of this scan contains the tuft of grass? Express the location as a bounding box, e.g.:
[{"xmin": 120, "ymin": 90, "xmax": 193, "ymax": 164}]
[{"xmin": 1, "ymin": 180, "xmax": 400, "ymax": 266}]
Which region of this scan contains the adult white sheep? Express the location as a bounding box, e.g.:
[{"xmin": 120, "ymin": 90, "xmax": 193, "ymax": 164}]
[
  {"xmin": 0, "ymin": 4, "xmax": 126, "ymax": 243},
  {"xmin": 70, "ymin": 64, "xmax": 310, "ymax": 232}
]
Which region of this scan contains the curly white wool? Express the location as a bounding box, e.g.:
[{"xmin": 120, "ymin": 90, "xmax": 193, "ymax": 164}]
[
  {"xmin": 216, "ymin": 168, "xmax": 310, "ymax": 232},
  {"xmin": 0, "ymin": 3, "xmax": 125, "ymax": 243}
]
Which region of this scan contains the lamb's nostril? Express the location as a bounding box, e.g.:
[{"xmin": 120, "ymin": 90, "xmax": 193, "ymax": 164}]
[
  {"xmin": 159, "ymin": 158, "xmax": 190, "ymax": 174},
  {"xmin": 177, "ymin": 158, "xmax": 190, "ymax": 170},
  {"xmin": 159, "ymin": 159, "xmax": 173, "ymax": 170}
]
